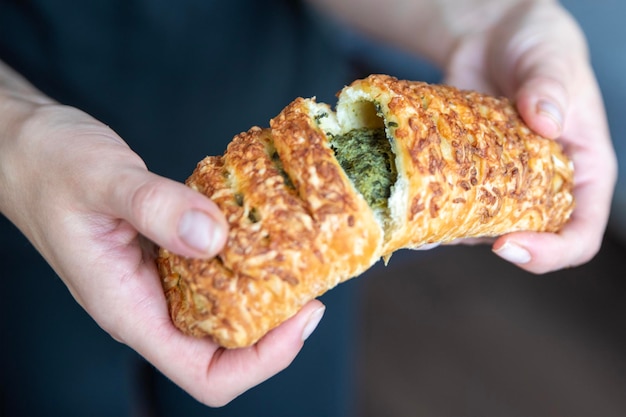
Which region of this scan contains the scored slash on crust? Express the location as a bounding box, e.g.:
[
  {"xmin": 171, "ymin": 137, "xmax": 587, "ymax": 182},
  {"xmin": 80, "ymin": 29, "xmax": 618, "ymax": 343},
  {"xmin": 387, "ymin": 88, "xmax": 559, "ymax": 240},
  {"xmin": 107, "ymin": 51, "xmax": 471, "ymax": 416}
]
[{"xmin": 157, "ymin": 75, "xmax": 574, "ymax": 348}]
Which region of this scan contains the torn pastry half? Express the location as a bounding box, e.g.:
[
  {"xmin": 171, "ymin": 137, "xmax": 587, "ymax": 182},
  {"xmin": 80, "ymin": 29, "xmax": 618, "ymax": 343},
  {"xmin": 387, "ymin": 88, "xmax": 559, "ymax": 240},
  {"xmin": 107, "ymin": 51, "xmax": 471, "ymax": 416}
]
[{"xmin": 157, "ymin": 75, "xmax": 575, "ymax": 348}]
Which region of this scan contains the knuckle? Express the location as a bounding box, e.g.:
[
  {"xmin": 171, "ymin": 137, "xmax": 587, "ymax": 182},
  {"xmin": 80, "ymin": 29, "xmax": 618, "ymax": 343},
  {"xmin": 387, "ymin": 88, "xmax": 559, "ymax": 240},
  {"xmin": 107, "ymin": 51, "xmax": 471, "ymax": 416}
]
[{"xmin": 129, "ymin": 178, "xmax": 166, "ymax": 232}]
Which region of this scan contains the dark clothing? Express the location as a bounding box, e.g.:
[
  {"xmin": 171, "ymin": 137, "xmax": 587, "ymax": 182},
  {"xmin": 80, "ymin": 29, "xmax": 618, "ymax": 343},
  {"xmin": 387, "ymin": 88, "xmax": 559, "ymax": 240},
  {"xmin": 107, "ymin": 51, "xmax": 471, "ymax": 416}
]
[
  {"xmin": 0, "ymin": 0, "xmax": 348, "ymax": 180},
  {"xmin": 0, "ymin": 1, "xmax": 358, "ymax": 415}
]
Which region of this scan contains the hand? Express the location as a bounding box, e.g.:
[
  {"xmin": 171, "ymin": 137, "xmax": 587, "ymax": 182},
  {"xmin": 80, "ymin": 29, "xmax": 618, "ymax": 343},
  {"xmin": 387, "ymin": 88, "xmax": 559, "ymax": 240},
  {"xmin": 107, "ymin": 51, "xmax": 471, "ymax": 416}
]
[
  {"xmin": 0, "ymin": 98, "xmax": 325, "ymax": 406},
  {"xmin": 443, "ymin": 0, "xmax": 617, "ymax": 273}
]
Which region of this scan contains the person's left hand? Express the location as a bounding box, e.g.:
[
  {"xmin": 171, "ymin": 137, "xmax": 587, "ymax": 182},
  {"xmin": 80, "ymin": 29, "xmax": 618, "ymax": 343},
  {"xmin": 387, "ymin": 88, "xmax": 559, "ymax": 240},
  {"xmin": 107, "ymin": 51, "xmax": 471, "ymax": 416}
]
[{"xmin": 444, "ymin": 0, "xmax": 617, "ymax": 273}]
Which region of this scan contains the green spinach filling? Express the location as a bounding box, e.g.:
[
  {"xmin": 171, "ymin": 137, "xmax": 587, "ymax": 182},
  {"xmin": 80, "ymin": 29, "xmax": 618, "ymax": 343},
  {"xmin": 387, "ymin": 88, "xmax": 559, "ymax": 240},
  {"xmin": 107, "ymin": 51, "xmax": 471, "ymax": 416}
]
[
  {"xmin": 330, "ymin": 127, "xmax": 397, "ymax": 214},
  {"xmin": 271, "ymin": 150, "xmax": 295, "ymax": 190}
]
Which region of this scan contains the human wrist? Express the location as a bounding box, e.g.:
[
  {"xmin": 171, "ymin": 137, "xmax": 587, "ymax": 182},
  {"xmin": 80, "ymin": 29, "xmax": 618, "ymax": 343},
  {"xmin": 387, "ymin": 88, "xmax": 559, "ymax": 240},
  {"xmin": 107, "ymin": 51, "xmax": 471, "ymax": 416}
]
[{"xmin": 0, "ymin": 63, "xmax": 56, "ymax": 221}]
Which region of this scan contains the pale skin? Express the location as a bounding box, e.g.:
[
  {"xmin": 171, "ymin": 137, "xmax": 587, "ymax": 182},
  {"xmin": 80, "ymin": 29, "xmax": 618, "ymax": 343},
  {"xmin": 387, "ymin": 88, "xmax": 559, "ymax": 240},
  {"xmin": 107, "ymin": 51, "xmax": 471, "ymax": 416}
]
[{"xmin": 0, "ymin": 0, "xmax": 616, "ymax": 407}]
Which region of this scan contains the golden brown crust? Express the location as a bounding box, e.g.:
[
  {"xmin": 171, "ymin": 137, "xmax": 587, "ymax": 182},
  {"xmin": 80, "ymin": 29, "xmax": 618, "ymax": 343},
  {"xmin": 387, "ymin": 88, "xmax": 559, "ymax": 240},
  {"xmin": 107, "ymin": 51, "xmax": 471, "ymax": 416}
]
[
  {"xmin": 157, "ymin": 75, "xmax": 574, "ymax": 348},
  {"xmin": 158, "ymin": 122, "xmax": 383, "ymax": 348},
  {"xmin": 269, "ymin": 98, "xmax": 384, "ymax": 278},
  {"xmin": 340, "ymin": 75, "xmax": 574, "ymax": 255}
]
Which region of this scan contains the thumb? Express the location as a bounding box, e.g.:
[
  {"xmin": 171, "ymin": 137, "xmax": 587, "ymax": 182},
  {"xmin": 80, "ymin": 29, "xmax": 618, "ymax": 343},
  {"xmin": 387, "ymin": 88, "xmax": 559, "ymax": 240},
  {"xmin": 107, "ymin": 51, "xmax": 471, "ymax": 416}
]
[
  {"xmin": 108, "ymin": 166, "xmax": 228, "ymax": 258},
  {"xmin": 488, "ymin": 2, "xmax": 587, "ymax": 139},
  {"xmin": 515, "ymin": 74, "xmax": 568, "ymax": 140},
  {"xmin": 133, "ymin": 299, "xmax": 326, "ymax": 407}
]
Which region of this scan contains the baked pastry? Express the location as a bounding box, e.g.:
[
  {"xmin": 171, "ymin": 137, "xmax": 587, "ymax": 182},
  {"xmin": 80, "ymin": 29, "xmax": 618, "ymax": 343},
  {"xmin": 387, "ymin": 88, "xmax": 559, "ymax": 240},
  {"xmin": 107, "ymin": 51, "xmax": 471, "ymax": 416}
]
[{"xmin": 157, "ymin": 75, "xmax": 574, "ymax": 348}]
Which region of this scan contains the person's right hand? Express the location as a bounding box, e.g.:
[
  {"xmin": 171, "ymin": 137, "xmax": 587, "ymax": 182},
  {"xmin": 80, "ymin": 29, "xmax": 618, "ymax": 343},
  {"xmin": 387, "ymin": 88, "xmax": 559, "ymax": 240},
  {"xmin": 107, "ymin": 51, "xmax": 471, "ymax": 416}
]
[{"xmin": 0, "ymin": 81, "xmax": 325, "ymax": 407}]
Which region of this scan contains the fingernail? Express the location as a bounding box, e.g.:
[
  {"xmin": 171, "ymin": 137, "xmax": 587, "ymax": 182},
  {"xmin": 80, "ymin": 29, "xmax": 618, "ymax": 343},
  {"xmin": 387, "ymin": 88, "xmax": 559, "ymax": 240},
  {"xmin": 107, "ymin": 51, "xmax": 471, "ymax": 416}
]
[
  {"xmin": 302, "ymin": 306, "xmax": 325, "ymax": 342},
  {"xmin": 537, "ymin": 100, "xmax": 563, "ymax": 131},
  {"xmin": 493, "ymin": 241, "xmax": 531, "ymax": 264},
  {"xmin": 178, "ymin": 210, "xmax": 223, "ymax": 254}
]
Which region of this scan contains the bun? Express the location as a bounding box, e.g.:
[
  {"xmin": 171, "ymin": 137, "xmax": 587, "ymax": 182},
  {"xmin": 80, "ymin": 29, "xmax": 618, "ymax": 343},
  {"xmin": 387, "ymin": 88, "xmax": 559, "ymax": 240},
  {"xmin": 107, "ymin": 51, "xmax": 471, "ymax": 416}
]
[{"xmin": 157, "ymin": 75, "xmax": 574, "ymax": 348}]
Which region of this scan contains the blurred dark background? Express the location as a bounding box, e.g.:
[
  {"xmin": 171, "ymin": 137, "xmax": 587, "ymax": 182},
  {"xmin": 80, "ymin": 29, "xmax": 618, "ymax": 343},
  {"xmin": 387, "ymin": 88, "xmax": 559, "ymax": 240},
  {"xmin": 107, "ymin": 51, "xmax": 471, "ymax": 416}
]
[
  {"xmin": 355, "ymin": 237, "xmax": 626, "ymax": 416},
  {"xmin": 0, "ymin": 0, "xmax": 624, "ymax": 416}
]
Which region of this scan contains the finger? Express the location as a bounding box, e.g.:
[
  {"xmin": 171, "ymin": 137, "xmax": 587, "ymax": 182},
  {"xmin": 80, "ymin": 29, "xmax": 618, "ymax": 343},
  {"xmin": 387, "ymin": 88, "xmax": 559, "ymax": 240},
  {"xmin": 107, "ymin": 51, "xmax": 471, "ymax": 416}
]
[
  {"xmin": 130, "ymin": 298, "xmax": 325, "ymax": 407},
  {"xmin": 486, "ymin": 2, "xmax": 587, "ymax": 139},
  {"xmin": 515, "ymin": 75, "xmax": 568, "ymax": 139},
  {"xmin": 502, "ymin": 28, "xmax": 576, "ymax": 140},
  {"xmin": 492, "ymin": 179, "xmax": 609, "ymax": 274},
  {"xmin": 492, "ymin": 228, "xmax": 595, "ymax": 275},
  {"xmin": 201, "ymin": 300, "xmax": 326, "ymax": 406},
  {"xmin": 105, "ymin": 166, "xmax": 228, "ymax": 258}
]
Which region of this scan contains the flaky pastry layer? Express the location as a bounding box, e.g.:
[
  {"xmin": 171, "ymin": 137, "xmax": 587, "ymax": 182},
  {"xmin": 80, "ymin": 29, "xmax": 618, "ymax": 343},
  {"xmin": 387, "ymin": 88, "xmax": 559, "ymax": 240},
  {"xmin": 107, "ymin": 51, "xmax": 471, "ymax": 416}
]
[{"xmin": 157, "ymin": 75, "xmax": 574, "ymax": 348}]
